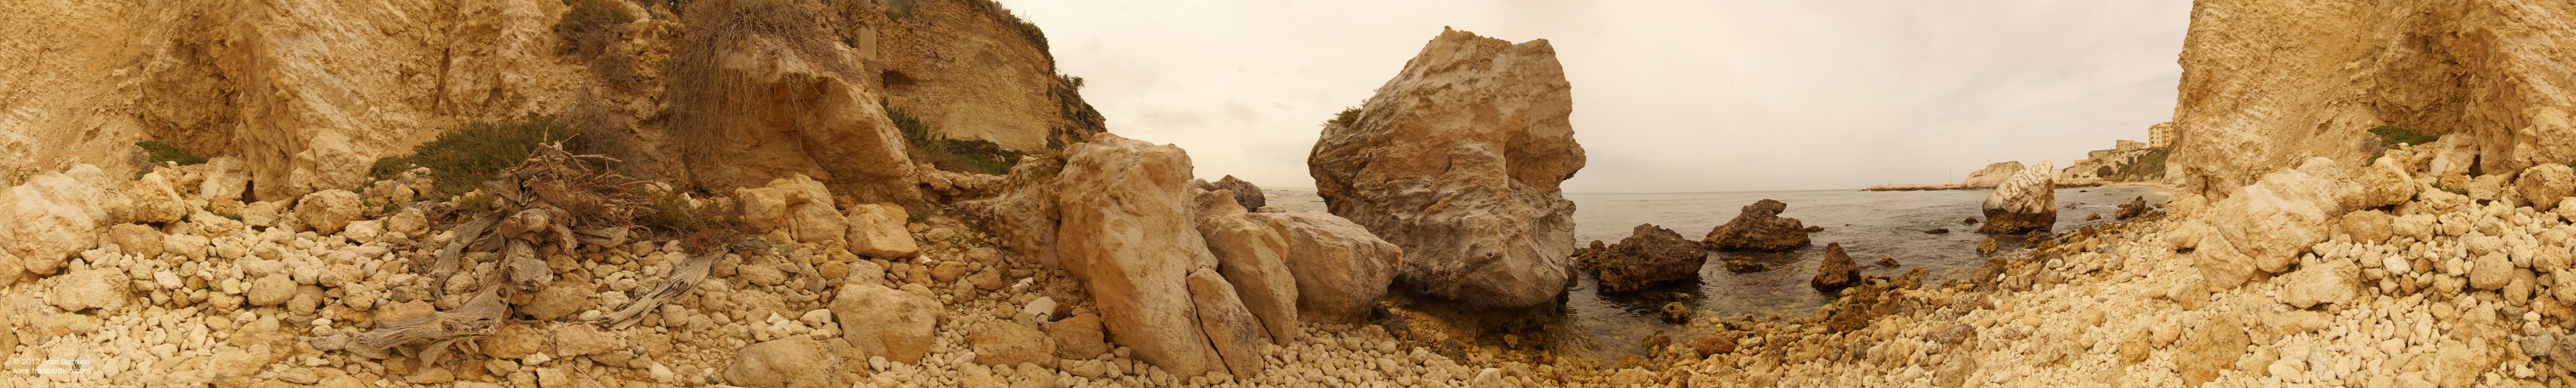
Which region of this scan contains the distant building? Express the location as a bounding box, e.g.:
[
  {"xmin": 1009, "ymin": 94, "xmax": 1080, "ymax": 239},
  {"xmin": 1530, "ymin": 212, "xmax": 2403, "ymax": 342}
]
[{"xmin": 2148, "ymin": 122, "xmax": 2175, "ymax": 148}]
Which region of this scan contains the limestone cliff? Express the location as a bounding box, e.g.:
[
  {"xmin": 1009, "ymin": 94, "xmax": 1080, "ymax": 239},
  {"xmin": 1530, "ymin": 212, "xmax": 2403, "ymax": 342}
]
[
  {"xmin": 2170, "ymin": 0, "xmax": 2576, "ymax": 199},
  {"xmin": 830, "ymin": 0, "xmax": 1106, "ymax": 151}
]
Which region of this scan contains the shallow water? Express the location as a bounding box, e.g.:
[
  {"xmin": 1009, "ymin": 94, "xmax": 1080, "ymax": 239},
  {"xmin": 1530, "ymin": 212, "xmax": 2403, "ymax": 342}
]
[{"xmin": 1267, "ymin": 185, "xmax": 2170, "ymax": 361}]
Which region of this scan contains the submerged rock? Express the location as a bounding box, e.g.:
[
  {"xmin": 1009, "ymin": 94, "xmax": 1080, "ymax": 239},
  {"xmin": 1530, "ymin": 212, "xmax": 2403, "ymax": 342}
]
[
  {"xmin": 1811, "ymin": 242, "xmax": 1862, "ymax": 293},
  {"xmin": 1309, "ymin": 28, "xmax": 1584, "ymax": 308},
  {"xmin": 1582, "ymin": 223, "xmax": 1710, "ymax": 293},
  {"xmin": 1923, "ymin": 228, "xmax": 1950, "ymax": 234},
  {"xmin": 1702, "ymin": 199, "xmax": 1812, "ymax": 252},
  {"xmin": 1723, "ymin": 259, "xmax": 1767, "ymax": 274},
  {"xmin": 1660, "ymin": 302, "xmax": 1693, "ymax": 324},
  {"xmin": 1976, "ymin": 160, "xmax": 2056, "ymax": 234},
  {"xmin": 1976, "ymin": 237, "xmax": 1999, "ymax": 255}
]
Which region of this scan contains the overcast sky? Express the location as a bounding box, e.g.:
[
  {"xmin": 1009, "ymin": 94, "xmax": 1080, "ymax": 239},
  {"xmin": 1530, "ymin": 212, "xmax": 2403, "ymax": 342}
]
[{"xmin": 1009, "ymin": 0, "xmax": 2192, "ymax": 193}]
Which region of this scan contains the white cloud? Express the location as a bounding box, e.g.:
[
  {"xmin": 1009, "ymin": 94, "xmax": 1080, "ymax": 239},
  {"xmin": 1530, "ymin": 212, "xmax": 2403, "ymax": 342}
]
[{"xmin": 1009, "ymin": 0, "xmax": 2191, "ymax": 192}]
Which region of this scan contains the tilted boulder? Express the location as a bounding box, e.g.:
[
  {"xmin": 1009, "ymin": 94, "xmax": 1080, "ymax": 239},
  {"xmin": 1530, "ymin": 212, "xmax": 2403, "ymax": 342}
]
[
  {"xmin": 1580, "ymin": 223, "xmax": 1709, "ymax": 293},
  {"xmin": 1190, "ymin": 188, "xmax": 1300, "ymax": 344},
  {"xmin": 1308, "ymin": 28, "xmax": 1585, "ymax": 308},
  {"xmin": 1811, "ymin": 242, "xmax": 1863, "ymax": 293},
  {"xmin": 1187, "ymin": 268, "xmax": 1267, "ymax": 378},
  {"xmin": 0, "ymin": 164, "xmax": 114, "ymax": 275},
  {"xmin": 1702, "ymin": 199, "xmax": 1812, "ymax": 252},
  {"xmin": 2342, "ymin": 156, "xmax": 2418, "ymax": 210},
  {"xmin": 1976, "ymin": 160, "xmax": 2056, "ymax": 235},
  {"xmin": 1053, "ymin": 133, "xmax": 1224, "ymax": 377},
  {"xmin": 2203, "ymin": 158, "xmax": 2344, "ymax": 283},
  {"xmin": 1248, "ymin": 211, "xmax": 1402, "ymax": 323}
]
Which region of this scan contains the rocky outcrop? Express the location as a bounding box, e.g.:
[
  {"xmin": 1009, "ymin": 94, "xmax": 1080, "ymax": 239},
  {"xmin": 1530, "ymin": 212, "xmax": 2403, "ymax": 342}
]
[
  {"xmin": 1052, "ymin": 133, "xmax": 1224, "ymax": 376},
  {"xmin": 1959, "ymin": 162, "xmax": 2025, "ymax": 189},
  {"xmin": 1580, "ymin": 224, "xmax": 1709, "ymax": 293},
  {"xmin": 1308, "ymin": 28, "xmax": 1584, "ymax": 308},
  {"xmin": 668, "ymin": 32, "xmax": 921, "ymax": 204},
  {"xmin": 2169, "ymin": 0, "xmax": 2576, "ymax": 199},
  {"xmin": 1249, "ymin": 211, "xmax": 1402, "ymax": 323},
  {"xmin": 1976, "ymin": 161, "xmax": 2056, "ymax": 235},
  {"xmin": 1811, "ymin": 242, "xmax": 1862, "ymax": 293},
  {"xmin": 856, "ymin": 0, "xmax": 1105, "ymax": 151},
  {"xmin": 1701, "ymin": 199, "xmax": 1811, "ymax": 252},
  {"xmin": 1189, "ymin": 188, "xmax": 1299, "ymax": 344}
]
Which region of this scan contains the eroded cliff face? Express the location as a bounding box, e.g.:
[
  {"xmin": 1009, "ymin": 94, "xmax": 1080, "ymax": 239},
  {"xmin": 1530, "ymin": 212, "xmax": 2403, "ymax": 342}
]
[
  {"xmin": 833, "ymin": 0, "xmax": 1105, "ymax": 151},
  {"xmin": 2171, "ymin": 0, "xmax": 2576, "ymax": 199}
]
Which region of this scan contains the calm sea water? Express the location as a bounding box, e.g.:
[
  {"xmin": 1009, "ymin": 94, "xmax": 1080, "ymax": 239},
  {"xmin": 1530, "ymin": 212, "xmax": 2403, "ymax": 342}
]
[{"xmin": 1267, "ymin": 185, "xmax": 2171, "ymax": 361}]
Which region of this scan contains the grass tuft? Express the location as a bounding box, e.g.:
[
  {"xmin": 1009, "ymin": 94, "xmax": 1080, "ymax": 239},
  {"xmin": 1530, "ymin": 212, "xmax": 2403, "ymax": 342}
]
[
  {"xmin": 137, "ymin": 140, "xmax": 209, "ymax": 166},
  {"xmin": 1327, "ymin": 106, "xmax": 1361, "ymax": 127},
  {"xmin": 2369, "ymin": 125, "xmax": 2439, "ymax": 149}
]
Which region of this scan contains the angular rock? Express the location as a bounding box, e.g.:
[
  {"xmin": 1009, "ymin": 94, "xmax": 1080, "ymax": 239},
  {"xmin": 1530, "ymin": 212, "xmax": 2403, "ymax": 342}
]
[
  {"xmin": 2177, "ymin": 314, "xmax": 2251, "ymax": 387},
  {"xmin": 1052, "ymin": 133, "xmax": 1223, "ymax": 376},
  {"xmin": 199, "ymin": 157, "xmax": 252, "ymax": 202},
  {"xmin": 2204, "ymin": 158, "xmax": 2344, "ymax": 282},
  {"xmin": 1723, "ymin": 259, "xmax": 1767, "ymax": 273},
  {"xmin": 734, "ymin": 187, "xmax": 792, "ymax": 235},
  {"xmin": 2521, "ymin": 164, "xmax": 2576, "ymax": 211},
  {"xmin": 1190, "ymin": 188, "xmax": 1299, "ymax": 343},
  {"xmin": 46, "ymin": 268, "xmax": 130, "ymax": 312},
  {"xmin": 2471, "ymin": 252, "xmax": 2513, "ymax": 290},
  {"xmin": 968, "ymin": 323, "xmax": 1056, "ymax": 369},
  {"xmin": 831, "ymin": 283, "xmax": 942, "ymax": 364},
  {"xmin": 724, "ymin": 337, "xmax": 843, "ymax": 388},
  {"xmin": 1248, "ymin": 211, "xmax": 1402, "ymax": 323},
  {"xmin": 294, "ymin": 189, "xmax": 364, "ymax": 235},
  {"xmin": 1187, "ymin": 268, "xmax": 1266, "ymax": 378},
  {"xmin": 1213, "ymin": 175, "xmax": 1266, "ymax": 211},
  {"xmin": 1702, "ymin": 199, "xmax": 1811, "ymax": 252},
  {"xmin": 788, "ymin": 202, "xmax": 846, "ymax": 246},
  {"xmin": 107, "ymin": 223, "xmax": 165, "ymax": 259},
  {"xmin": 2280, "ymin": 257, "xmax": 2358, "ymax": 308},
  {"xmin": 1812, "ymin": 242, "xmax": 1863, "ymax": 293},
  {"xmin": 954, "ymin": 159, "xmax": 1062, "ymax": 266},
  {"xmin": 248, "ymin": 274, "xmax": 296, "ymax": 307},
  {"xmin": 0, "ymin": 165, "xmax": 112, "ymax": 275},
  {"xmin": 2192, "ymin": 230, "xmax": 2261, "ymax": 288},
  {"xmin": 2342, "ymin": 210, "xmax": 2394, "ymax": 244},
  {"xmin": 478, "ymin": 324, "xmax": 547, "ymax": 360},
  {"xmin": 553, "ymin": 325, "xmax": 619, "ymax": 357},
  {"xmin": 110, "ymin": 171, "xmax": 190, "ymax": 224},
  {"xmin": 1976, "ymin": 160, "xmax": 2056, "ymax": 234},
  {"xmin": 1580, "ymin": 223, "xmax": 1708, "ymax": 292},
  {"xmin": 2115, "ymin": 197, "xmax": 2151, "ymax": 220},
  {"xmin": 1309, "ymin": 28, "xmax": 1583, "ymax": 308},
  {"xmin": 1046, "ymin": 313, "xmax": 1110, "ymax": 359},
  {"xmin": 2346, "ymin": 156, "xmax": 2419, "ymax": 210},
  {"xmin": 844, "ymin": 203, "xmax": 919, "ymax": 259},
  {"xmin": 162, "ymin": 233, "xmax": 210, "ymax": 261}
]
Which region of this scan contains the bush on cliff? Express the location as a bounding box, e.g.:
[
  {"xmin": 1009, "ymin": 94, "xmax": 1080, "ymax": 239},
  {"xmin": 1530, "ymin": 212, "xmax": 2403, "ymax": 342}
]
[
  {"xmin": 883, "ymin": 98, "xmax": 1024, "ymax": 176},
  {"xmin": 369, "ymin": 116, "xmax": 588, "ymax": 198},
  {"xmin": 2369, "ymin": 125, "xmax": 2438, "ymax": 149},
  {"xmin": 136, "ymin": 140, "xmax": 209, "ymax": 166}
]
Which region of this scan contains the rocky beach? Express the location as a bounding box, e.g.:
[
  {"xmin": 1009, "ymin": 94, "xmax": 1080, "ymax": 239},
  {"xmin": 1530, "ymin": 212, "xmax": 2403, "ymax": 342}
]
[{"xmin": 6, "ymin": 0, "xmax": 2576, "ymax": 387}]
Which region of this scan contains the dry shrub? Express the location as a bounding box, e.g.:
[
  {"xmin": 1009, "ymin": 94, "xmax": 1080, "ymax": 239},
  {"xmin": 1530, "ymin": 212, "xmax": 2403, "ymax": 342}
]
[{"xmin": 665, "ymin": 0, "xmax": 855, "ymax": 186}]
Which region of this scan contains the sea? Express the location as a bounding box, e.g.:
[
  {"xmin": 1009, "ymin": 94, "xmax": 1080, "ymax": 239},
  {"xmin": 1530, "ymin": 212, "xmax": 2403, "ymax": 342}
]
[{"xmin": 1265, "ymin": 184, "xmax": 2173, "ymax": 361}]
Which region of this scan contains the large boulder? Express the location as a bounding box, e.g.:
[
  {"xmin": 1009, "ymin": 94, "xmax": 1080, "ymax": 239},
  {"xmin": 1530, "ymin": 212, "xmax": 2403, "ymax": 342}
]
[
  {"xmin": 1701, "ymin": 199, "xmax": 1811, "ymax": 252},
  {"xmin": 1190, "ymin": 188, "xmax": 1299, "ymax": 344},
  {"xmin": 843, "ymin": 203, "xmax": 919, "ymax": 259},
  {"xmin": 1958, "ymin": 161, "xmax": 2026, "ymax": 189},
  {"xmin": 2342, "ymin": 156, "xmax": 2418, "ymax": 210},
  {"xmin": 1811, "ymin": 242, "xmax": 1862, "ymax": 293},
  {"xmin": 830, "ymin": 283, "xmax": 942, "ymax": 364},
  {"xmin": 1248, "ymin": 211, "xmax": 1402, "ymax": 323},
  {"xmin": 1976, "ymin": 160, "xmax": 2056, "ymax": 235},
  {"xmin": 47, "ymin": 267, "xmax": 131, "ymax": 312},
  {"xmin": 1052, "ymin": 133, "xmax": 1224, "ymax": 377},
  {"xmin": 0, "ymin": 165, "xmax": 113, "ymax": 275},
  {"xmin": 2280, "ymin": 255, "xmax": 2359, "ymax": 309},
  {"xmin": 107, "ymin": 224, "xmax": 166, "ymax": 259},
  {"xmin": 724, "ymin": 337, "xmax": 844, "ymax": 388},
  {"xmin": 2520, "ymin": 164, "xmax": 2575, "ymax": 211},
  {"xmin": 1308, "ymin": 28, "xmax": 1584, "ymax": 308},
  {"xmin": 109, "ymin": 171, "xmax": 190, "ymax": 224},
  {"xmin": 1580, "ymin": 224, "xmax": 1708, "ymax": 292},
  {"xmin": 2204, "ymin": 158, "xmax": 2345, "ymax": 283},
  {"xmin": 670, "ymin": 32, "xmax": 919, "ymax": 204},
  {"xmin": 1187, "ymin": 268, "xmax": 1267, "ymax": 378},
  {"xmin": 294, "ymin": 189, "xmax": 364, "ymax": 235},
  {"xmin": 955, "ymin": 156, "xmax": 1063, "ymax": 266}
]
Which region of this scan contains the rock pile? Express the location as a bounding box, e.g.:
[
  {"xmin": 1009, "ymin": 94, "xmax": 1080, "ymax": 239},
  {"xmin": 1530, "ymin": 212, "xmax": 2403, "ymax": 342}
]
[{"xmin": 1308, "ymin": 27, "xmax": 1585, "ymax": 308}]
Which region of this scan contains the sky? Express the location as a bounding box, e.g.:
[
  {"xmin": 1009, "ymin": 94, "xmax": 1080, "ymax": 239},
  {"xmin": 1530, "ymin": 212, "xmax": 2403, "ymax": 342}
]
[{"xmin": 1008, "ymin": 0, "xmax": 2194, "ymax": 193}]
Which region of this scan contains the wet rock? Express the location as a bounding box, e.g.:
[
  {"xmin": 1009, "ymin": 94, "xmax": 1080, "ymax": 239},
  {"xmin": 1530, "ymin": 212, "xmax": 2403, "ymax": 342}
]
[
  {"xmin": 1053, "ymin": 133, "xmax": 1224, "ymax": 376},
  {"xmin": 1723, "ymin": 259, "xmax": 1767, "ymax": 273},
  {"xmin": 1310, "ymin": 28, "xmax": 1583, "ymax": 308},
  {"xmin": 1811, "ymin": 243, "xmax": 1863, "ymax": 293},
  {"xmin": 1189, "ymin": 188, "xmax": 1299, "ymax": 343},
  {"xmin": 1702, "ymin": 199, "xmax": 1811, "ymax": 252},
  {"xmin": 832, "ymin": 283, "xmax": 941, "ymax": 364},
  {"xmin": 1924, "ymin": 228, "xmax": 1950, "ymax": 234},
  {"xmin": 2086, "ymin": 213, "xmax": 2100, "ymax": 221},
  {"xmin": 1976, "ymin": 160, "xmax": 2056, "ymax": 234},
  {"xmin": 1976, "ymin": 237, "xmax": 1999, "ymax": 255},
  {"xmin": 1046, "ymin": 313, "xmax": 1110, "ymax": 359},
  {"xmin": 1877, "ymin": 255, "xmax": 1900, "ymax": 267},
  {"xmin": 1659, "ymin": 302, "xmax": 1693, "ymax": 324},
  {"xmin": 844, "ymin": 203, "xmax": 919, "ymax": 259},
  {"xmin": 0, "ymin": 164, "xmax": 113, "ymax": 275},
  {"xmin": 294, "ymin": 189, "xmax": 364, "ymax": 235},
  {"xmin": 1963, "ymin": 217, "xmax": 1979, "ymax": 225},
  {"xmin": 1582, "ymin": 223, "xmax": 1710, "ymax": 292},
  {"xmin": 725, "ymin": 337, "xmax": 844, "ymax": 388},
  {"xmin": 1187, "ymin": 268, "xmax": 1267, "ymax": 378},
  {"xmin": 1248, "ymin": 211, "xmax": 1401, "ymax": 323},
  {"xmin": 969, "ymin": 322, "xmax": 1057, "ymax": 369}
]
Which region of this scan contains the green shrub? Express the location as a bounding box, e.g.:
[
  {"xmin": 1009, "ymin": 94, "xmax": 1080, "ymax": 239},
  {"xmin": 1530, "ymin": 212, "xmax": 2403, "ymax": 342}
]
[
  {"xmin": 370, "ymin": 116, "xmax": 586, "ymax": 198},
  {"xmin": 137, "ymin": 140, "xmax": 209, "ymax": 166},
  {"xmin": 2368, "ymin": 125, "xmax": 2439, "ymax": 149},
  {"xmin": 2431, "ymin": 182, "xmax": 2468, "ymax": 195},
  {"xmin": 1327, "ymin": 107, "xmax": 1361, "ymax": 127},
  {"xmin": 883, "ymin": 98, "xmax": 1022, "ymax": 175}
]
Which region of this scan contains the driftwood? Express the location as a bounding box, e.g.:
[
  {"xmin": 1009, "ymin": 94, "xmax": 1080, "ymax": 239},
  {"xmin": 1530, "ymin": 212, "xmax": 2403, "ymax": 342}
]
[
  {"xmin": 604, "ymin": 246, "xmax": 725, "ymax": 329},
  {"xmin": 354, "ymin": 141, "xmax": 665, "ymax": 367}
]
